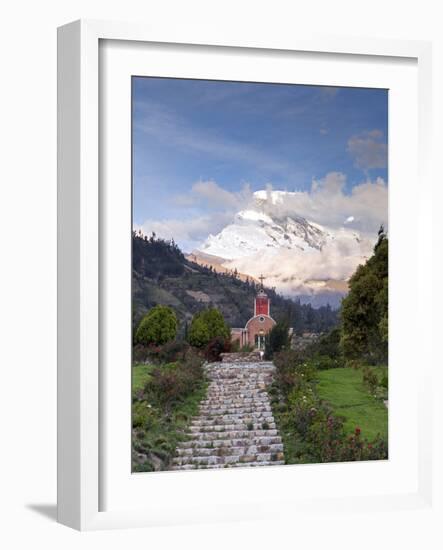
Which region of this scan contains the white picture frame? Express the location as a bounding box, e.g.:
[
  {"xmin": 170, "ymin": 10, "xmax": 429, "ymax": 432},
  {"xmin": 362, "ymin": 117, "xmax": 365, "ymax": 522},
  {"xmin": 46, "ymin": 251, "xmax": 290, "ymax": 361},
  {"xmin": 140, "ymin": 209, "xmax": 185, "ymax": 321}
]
[{"xmin": 57, "ymin": 19, "xmax": 434, "ymax": 531}]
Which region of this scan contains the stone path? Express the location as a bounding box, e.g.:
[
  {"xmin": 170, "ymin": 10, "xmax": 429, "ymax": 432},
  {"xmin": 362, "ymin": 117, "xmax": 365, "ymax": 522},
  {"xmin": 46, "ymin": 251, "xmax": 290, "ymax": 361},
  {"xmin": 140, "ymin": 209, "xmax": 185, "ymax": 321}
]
[{"xmin": 172, "ymin": 361, "xmax": 285, "ymax": 470}]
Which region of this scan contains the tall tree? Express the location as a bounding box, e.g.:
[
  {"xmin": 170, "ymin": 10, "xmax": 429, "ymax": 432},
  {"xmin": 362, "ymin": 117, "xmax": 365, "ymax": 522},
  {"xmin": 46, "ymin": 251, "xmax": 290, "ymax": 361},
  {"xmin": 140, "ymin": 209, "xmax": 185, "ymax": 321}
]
[{"xmin": 340, "ymin": 227, "xmax": 388, "ymax": 363}]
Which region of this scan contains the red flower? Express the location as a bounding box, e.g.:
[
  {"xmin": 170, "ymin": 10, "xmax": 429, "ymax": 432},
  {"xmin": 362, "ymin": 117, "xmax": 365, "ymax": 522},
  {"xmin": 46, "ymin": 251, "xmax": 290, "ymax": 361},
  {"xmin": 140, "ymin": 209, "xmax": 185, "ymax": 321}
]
[{"xmin": 355, "ymin": 427, "xmax": 361, "ymax": 436}]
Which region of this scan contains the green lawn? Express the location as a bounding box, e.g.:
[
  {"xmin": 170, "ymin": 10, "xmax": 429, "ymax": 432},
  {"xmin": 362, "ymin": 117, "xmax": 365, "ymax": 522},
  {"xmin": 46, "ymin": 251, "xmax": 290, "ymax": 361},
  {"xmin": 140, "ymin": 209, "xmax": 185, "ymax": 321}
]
[
  {"xmin": 132, "ymin": 363, "xmax": 155, "ymax": 393},
  {"xmin": 316, "ymin": 367, "xmax": 388, "ymax": 441}
]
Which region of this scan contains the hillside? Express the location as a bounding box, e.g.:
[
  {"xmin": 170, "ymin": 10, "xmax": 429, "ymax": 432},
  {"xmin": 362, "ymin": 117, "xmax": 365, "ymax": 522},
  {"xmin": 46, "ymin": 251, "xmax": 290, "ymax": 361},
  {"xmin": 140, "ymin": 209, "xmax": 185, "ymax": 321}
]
[{"xmin": 132, "ymin": 232, "xmax": 339, "ymax": 337}]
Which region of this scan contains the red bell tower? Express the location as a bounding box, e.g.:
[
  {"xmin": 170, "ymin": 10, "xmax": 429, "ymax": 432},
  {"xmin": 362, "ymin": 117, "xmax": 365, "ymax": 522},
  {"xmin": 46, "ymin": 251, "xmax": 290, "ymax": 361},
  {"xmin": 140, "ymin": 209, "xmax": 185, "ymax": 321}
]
[{"xmin": 254, "ymin": 275, "xmax": 270, "ymax": 316}]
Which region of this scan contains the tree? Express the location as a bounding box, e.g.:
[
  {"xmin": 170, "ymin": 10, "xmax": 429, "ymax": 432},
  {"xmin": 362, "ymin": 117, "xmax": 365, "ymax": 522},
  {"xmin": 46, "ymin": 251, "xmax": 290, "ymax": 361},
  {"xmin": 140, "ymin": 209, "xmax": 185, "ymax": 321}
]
[
  {"xmin": 188, "ymin": 308, "xmax": 230, "ymax": 348},
  {"xmin": 135, "ymin": 305, "xmax": 178, "ymax": 346},
  {"xmin": 340, "ymin": 227, "xmax": 388, "ymax": 363},
  {"xmin": 265, "ymin": 319, "xmax": 290, "ymax": 359}
]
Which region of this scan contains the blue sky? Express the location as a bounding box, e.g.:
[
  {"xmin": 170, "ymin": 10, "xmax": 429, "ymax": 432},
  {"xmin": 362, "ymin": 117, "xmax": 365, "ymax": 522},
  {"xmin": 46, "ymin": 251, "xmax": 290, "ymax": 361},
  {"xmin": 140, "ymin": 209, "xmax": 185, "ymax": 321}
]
[{"xmin": 132, "ymin": 77, "xmax": 388, "ymax": 251}]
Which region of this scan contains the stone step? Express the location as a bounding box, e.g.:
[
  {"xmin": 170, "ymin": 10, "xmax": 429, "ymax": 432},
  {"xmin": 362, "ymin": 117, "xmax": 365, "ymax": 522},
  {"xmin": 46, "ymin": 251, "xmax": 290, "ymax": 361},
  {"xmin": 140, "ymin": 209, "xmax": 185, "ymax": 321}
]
[
  {"xmin": 191, "ymin": 412, "xmax": 274, "ymax": 425},
  {"xmin": 173, "ymin": 460, "xmax": 285, "ymax": 470},
  {"xmin": 188, "ymin": 428, "xmax": 279, "ymax": 440},
  {"xmin": 172, "ymin": 361, "xmax": 285, "ymax": 470},
  {"xmin": 176, "ymin": 443, "xmax": 284, "ymax": 457},
  {"xmin": 189, "ymin": 421, "xmax": 276, "ymax": 433},
  {"xmin": 198, "ymin": 405, "xmax": 272, "ymax": 415},
  {"xmin": 179, "ymin": 435, "xmax": 282, "ymax": 449},
  {"xmin": 172, "ymin": 451, "xmax": 285, "ymax": 467}
]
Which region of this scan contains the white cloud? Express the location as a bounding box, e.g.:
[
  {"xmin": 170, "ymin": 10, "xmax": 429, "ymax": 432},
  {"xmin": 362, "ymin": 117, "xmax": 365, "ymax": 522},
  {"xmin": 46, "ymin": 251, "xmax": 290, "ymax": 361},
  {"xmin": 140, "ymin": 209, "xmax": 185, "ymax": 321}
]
[
  {"xmin": 135, "ymin": 214, "xmax": 232, "ymax": 252},
  {"xmin": 260, "ymin": 172, "xmax": 388, "ymax": 235},
  {"xmin": 136, "ymin": 172, "xmax": 387, "ymax": 256},
  {"xmin": 347, "ymin": 129, "xmax": 387, "ymax": 170},
  {"xmin": 185, "ymin": 179, "xmax": 253, "ymax": 211}
]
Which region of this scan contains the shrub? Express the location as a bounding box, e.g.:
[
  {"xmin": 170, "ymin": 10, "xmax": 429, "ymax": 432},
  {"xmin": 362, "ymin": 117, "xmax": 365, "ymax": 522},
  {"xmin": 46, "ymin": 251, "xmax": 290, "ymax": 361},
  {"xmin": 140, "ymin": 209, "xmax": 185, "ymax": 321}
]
[
  {"xmin": 135, "ymin": 305, "xmax": 178, "ymax": 346},
  {"xmin": 240, "ymin": 343, "xmax": 254, "ymax": 352},
  {"xmin": 147, "ymin": 340, "xmax": 190, "ymax": 364},
  {"xmin": 264, "ymin": 320, "xmax": 290, "ymax": 359},
  {"xmin": 132, "ymin": 400, "xmax": 156, "ymax": 429},
  {"xmin": 230, "ymin": 339, "xmax": 240, "ymax": 352},
  {"xmin": 362, "ymin": 367, "xmax": 379, "ymax": 394},
  {"xmin": 133, "ymin": 343, "xmax": 150, "ymax": 363},
  {"xmin": 188, "ymin": 308, "xmax": 230, "ymax": 348},
  {"xmin": 205, "ymin": 336, "xmax": 231, "ymax": 362},
  {"xmin": 311, "ymin": 354, "xmax": 342, "ymax": 370},
  {"xmin": 144, "ymin": 352, "xmax": 204, "ymax": 412},
  {"xmin": 311, "ymin": 327, "xmax": 342, "ymax": 359}
]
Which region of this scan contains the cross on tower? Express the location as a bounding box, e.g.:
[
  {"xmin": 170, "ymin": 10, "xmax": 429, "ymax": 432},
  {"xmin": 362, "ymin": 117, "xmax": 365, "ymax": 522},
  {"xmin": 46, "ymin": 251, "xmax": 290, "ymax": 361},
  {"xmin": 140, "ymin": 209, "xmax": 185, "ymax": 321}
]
[{"xmin": 259, "ymin": 274, "xmax": 265, "ymax": 288}]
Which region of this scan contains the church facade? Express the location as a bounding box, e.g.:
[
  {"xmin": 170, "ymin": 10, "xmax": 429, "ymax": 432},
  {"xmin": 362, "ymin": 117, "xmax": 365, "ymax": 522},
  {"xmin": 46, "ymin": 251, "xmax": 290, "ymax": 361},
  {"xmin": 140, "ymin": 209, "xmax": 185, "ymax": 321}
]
[{"xmin": 231, "ymin": 286, "xmax": 277, "ymax": 351}]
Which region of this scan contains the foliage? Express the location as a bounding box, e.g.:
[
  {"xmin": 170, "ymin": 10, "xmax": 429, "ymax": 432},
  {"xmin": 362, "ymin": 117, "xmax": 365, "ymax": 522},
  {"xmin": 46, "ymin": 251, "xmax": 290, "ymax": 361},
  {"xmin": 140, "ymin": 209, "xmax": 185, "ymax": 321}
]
[
  {"xmin": 135, "ymin": 305, "xmax": 177, "ymax": 346},
  {"xmin": 188, "ymin": 308, "xmax": 230, "ymax": 348},
  {"xmin": 204, "ymin": 336, "xmax": 231, "ymax": 362},
  {"xmin": 340, "ymin": 227, "xmax": 388, "ymax": 364},
  {"xmin": 240, "ymin": 343, "xmax": 254, "ymax": 352},
  {"xmin": 362, "ymin": 366, "xmax": 379, "ymax": 394},
  {"xmin": 132, "ymin": 350, "xmax": 207, "ymax": 472},
  {"xmin": 132, "ymin": 230, "xmax": 185, "ymax": 279},
  {"xmin": 309, "ymin": 327, "xmax": 342, "ymax": 359},
  {"xmin": 310, "ymin": 355, "xmax": 343, "ymax": 370},
  {"xmin": 264, "ymin": 319, "xmax": 290, "ymax": 359}
]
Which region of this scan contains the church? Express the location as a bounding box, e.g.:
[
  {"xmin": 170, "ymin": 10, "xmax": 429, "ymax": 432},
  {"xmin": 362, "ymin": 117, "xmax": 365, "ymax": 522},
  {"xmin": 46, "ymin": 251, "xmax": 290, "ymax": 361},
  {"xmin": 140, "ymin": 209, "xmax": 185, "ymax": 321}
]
[{"xmin": 231, "ymin": 277, "xmax": 277, "ymax": 351}]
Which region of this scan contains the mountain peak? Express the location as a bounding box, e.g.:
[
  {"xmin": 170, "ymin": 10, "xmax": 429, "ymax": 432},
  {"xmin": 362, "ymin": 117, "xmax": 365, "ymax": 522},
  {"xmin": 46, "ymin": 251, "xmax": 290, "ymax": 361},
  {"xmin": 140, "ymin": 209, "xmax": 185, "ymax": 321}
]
[{"xmin": 196, "ymin": 192, "xmax": 375, "ymax": 305}]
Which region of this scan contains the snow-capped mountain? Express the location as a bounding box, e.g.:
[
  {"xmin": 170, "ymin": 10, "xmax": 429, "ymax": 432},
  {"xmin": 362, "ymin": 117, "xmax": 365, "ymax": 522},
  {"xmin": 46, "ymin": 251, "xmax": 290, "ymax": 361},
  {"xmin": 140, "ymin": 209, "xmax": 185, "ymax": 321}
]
[{"xmin": 194, "ymin": 190, "xmax": 375, "ymax": 307}]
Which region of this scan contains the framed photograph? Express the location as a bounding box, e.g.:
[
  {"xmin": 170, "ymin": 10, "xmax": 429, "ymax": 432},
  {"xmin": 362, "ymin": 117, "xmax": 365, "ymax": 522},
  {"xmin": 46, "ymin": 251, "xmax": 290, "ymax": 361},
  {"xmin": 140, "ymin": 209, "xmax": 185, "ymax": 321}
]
[{"xmin": 57, "ymin": 20, "xmax": 433, "ymax": 530}]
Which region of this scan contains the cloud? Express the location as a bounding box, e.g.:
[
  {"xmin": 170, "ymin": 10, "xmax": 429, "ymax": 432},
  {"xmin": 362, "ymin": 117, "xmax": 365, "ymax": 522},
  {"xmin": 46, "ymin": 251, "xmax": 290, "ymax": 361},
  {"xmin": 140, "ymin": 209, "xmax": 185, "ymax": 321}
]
[
  {"xmin": 134, "ymin": 213, "xmax": 233, "ymax": 253},
  {"xmin": 136, "ymin": 180, "xmax": 254, "ymax": 251},
  {"xmin": 254, "ymin": 172, "xmax": 388, "ymax": 235},
  {"xmin": 136, "ymin": 172, "xmax": 387, "ymax": 254},
  {"xmin": 347, "ymin": 129, "xmax": 388, "ymax": 170},
  {"xmin": 185, "ymin": 180, "xmax": 253, "ymax": 211}
]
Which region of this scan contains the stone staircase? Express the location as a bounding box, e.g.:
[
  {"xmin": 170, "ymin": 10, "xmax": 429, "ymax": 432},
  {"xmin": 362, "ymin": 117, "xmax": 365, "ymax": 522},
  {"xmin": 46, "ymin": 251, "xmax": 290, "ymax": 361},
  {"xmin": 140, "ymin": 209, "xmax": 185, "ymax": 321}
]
[{"xmin": 172, "ymin": 361, "xmax": 285, "ymax": 470}]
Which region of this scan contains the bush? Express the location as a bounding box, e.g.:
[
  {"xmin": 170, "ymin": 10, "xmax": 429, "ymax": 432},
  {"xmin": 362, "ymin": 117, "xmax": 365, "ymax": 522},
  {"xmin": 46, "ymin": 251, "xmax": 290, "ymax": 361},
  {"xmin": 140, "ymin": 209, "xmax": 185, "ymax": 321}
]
[
  {"xmin": 135, "ymin": 305, "xmax": 177, "ymax": 346},
  {"xmin": 311, "ymin": 327, "xmax": 342, "ymax": 359},
  {"xmin": 148, "ymin": 340, "xmax": 190, "ymax": 364},
  {"xmin": 264, "ymin": 320, "xmax": 290, "ymax": 359},
  {"xmin": 132, "ymin": 400, "xmax": 156, "ymax": 429},
  {"xmin": 188, "ymin": 308, "xmax": 230, "ymax": 348},
  {"xmin": 311, "ymin": 354, "xmax": 343, "ymax": 370},
  {"xmin": 133, "ymin": 343, "xmax": 150, "ymax": 363},
  {"xmin": 240, "ymin": 343, "xmax": 254, "ymax": 352},
  {"xmin": 144, "ymin": 352, "xmax": 204, "ymax": 412},
  {"xmin": 362, "ymin": 367, "xmax": 379, "ymax": 394},
  {"xmin": 205, "ymin": 336, "xmax": 231, "ymax": 362}
]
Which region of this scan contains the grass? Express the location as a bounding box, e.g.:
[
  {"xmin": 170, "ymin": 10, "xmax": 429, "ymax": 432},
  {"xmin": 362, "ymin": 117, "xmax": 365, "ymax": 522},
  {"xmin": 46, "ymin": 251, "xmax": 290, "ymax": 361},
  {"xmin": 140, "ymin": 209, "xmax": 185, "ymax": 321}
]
[
  {"xmin": 316, "ymin": 367, "xmax": 388, "ymax": 441},
  {"xmin": 132, "ymin": 363, "xmax": 155, "ymax": 392}
]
